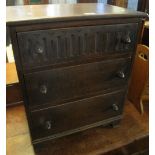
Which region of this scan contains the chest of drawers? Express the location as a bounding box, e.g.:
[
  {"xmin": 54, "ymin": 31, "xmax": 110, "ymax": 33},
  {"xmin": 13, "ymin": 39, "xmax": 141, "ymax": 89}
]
[{"xmin": 7, "ymin": 3, "xmax": 147, "ymax": 150}]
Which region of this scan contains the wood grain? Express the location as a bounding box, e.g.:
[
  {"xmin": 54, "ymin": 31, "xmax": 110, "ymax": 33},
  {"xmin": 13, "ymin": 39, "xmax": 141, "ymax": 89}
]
[
  {"xmin": 7, "ymin": 4, "xmax": 148, "ymax": 152},
  {"xmin": 6, "ymin": 101, "xmax": 148, "ymax": 155},
  {"xmin": 6, "ymin": 62, "xmax": 18, "ymax": 85},
  {"xmin": 6, "ymin": 62, "xmax": 23, "ymax": 107},
  {"xmin": 30, "ymin": 90, "xmax": 125, "ymax": 141},
  {"xmin": 6, "ymin": 3, "xmax": 147, "ymax": 25},
  {"xmin": 128, "ymin": 44, "xmax": 149, "ymax": 113},
  {"xmin": 25, "ymin": 58, "xmax": 131, "ymax": 108},
  {"xmin": 6, "ymin": 83, "xmax": 23, "ymax": 107},
  {"xmin": 17, "ymin": 23, "xmax": 137, "ymax": 70},
  {"xmin": 7, "ymin": 105, "xmax": 28, "ymax": 138}
]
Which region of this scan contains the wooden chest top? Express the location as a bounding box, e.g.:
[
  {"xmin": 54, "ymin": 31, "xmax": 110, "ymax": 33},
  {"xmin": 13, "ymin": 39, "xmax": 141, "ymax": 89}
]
[{"xmin": 6, "ymin": 3, "xmax": 147, "ymax": 25}]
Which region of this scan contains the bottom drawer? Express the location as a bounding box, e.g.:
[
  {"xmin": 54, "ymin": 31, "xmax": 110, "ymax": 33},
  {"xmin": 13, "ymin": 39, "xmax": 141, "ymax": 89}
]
[{"xmin": 30, "ymin": 89, "xmax": 126, "ymax": 142}]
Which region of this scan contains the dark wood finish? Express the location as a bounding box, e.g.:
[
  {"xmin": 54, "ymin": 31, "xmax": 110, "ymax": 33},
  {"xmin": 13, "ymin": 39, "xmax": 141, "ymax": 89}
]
[
  {"xmin": 14, "ymin": 18, "xmax": 141, "ymax": 33},
  {"xmin": 17, "ymin": 23, "xmax": 138, "ymax": 70},
  {"xmin": 6, "ymin": 83, "xmax": 23, "ymax": 107},
  {"xmin": 138, "ymin": 0, "xmax": 149, "ymax": 12},
  {"xmin": 6, "ymin": 101, "xmax": 148, "ymax": 155},
  {"xmin": 31, "ymin": 90, "xmax": 126, "ymax": 142},
  {"xmin": 103, "ymin": 135, "xmax": 149, "ymax": 155},
  {"xmin": 142, "ymin": 27, "xmax": 149, "ymax": 46},
  {"xmin": 25, "ymin": 58, "xmax": 131, "ymax": 108},
  {"xmin": 6, "ymin": 4, "xmax": 147, "ymax": 26},
  {"xmin": 142, "ymin": 21, "xmax": 149, "ymax": 46},
  {"xmin": 6, "ymin": 3, "xmax": 147, "ymax": 151}
]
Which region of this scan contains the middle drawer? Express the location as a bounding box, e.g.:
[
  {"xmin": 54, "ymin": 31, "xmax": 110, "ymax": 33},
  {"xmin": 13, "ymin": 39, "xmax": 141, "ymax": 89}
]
[{"xmin": 25, "ymin": 57, "xmax": 132, "ymax": 108}]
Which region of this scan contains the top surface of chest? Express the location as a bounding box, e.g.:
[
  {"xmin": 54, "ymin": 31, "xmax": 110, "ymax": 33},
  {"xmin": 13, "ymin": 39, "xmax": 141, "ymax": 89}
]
[{"xmin": 6, "ymin": 3, "xmax": 147, "ymax": 26}]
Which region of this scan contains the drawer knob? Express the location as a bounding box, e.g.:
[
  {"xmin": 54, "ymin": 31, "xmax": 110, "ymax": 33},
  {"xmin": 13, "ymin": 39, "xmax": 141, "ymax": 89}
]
[
  {"xmin": 112, "ymin": 104, "xmax": 119, "ymax": 111},
  {"xmin": 40, "ymin": 85, "xmax": 47, "ymax": 94},
  {"xmin": 117, "ymin": 71, "xmax": 125, "ymax": 79},
  {"xmin": 36, "ymin": 46, "xmax": 44, "ymax": 54},
  {"xmin": 122, "ymin": 35, "xmax": 131, "ymax": 44},
  {"xmin": 45, "ymin": 121, "xmax": 52, "ymax": 130}
]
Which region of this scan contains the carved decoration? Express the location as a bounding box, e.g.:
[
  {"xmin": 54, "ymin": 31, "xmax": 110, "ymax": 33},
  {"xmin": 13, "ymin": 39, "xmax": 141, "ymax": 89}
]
[{"xmin": 17, "ymin": 24, "xmax": 137, "ymax": 68}]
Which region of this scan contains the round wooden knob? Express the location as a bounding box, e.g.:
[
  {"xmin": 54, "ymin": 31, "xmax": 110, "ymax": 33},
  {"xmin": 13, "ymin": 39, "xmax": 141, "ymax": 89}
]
[
  {"xmin": 40, "ymin": 85, "xmax": 47, "ymax": 94},
  {"xmin": 36, "ymin": 46, "xmax": 44, "ymax": 54},
  {"xmin": 45, "ymin": 121, "xmax": 52, "ymax": 130},
  {"xmin": 117, "ymin": 71, "xmax": 125, "ymax": 79},
  {"xmin": 122, "ymin": 34, "xmax": 131, "ymax": 44},
  {"xmin": 112, "ymin": 104, "xmax": 119, "ymax": 111}
]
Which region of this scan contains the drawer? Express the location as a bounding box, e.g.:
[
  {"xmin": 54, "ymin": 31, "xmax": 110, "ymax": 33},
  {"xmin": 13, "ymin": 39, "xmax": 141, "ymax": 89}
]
[
  {"xmin": 25, "ymin": 57, "xmax": 132, "ymax": 108},
  {"xmin": 30, "ymin": 89, "xmax": 126, "ymax": 141},
  {"xmin": 17, "ymin": 23, "xmax": 138, "ymax": 70}
]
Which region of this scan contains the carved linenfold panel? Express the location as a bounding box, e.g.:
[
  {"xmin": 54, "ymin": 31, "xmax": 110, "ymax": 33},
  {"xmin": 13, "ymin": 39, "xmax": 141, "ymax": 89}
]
[{"xmin": 17, "ymin": 23, "xmax": 138, "ymax": 69}]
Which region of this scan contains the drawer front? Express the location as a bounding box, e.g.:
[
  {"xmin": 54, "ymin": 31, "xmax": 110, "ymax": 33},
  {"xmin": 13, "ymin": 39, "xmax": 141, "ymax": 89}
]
[
  {"xmin": 25, "ymin": 57, "xmax": 132, "ymax": 108},
  {"xmin": 17, "ymin": 23, "xmax": 138, "ymax": 69},
  {"xmin": 30, "ymin": 89, "xmax": 126, "ymax": 141}
]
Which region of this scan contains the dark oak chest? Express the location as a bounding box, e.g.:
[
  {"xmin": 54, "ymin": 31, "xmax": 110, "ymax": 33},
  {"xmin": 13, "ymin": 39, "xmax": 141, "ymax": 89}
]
[{"xmin": 6, "ymin": 3, "xmax": 147, "ymax": 149}]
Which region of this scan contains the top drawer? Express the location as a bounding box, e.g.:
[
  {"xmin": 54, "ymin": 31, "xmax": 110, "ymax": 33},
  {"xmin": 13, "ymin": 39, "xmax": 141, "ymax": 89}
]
[{"xmin": 17, "ymin": 23, "xmax": 138, "ymax": 70}]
